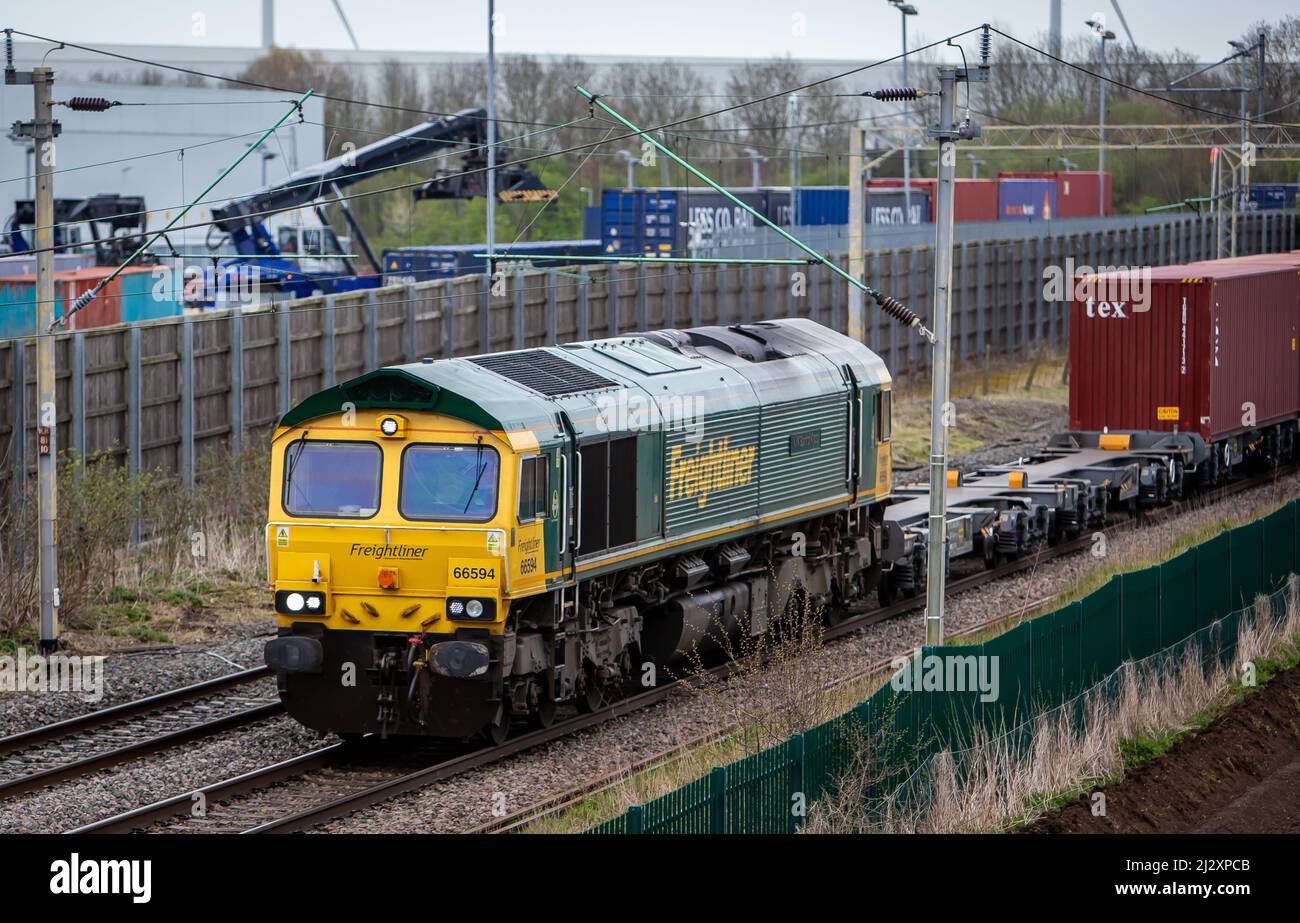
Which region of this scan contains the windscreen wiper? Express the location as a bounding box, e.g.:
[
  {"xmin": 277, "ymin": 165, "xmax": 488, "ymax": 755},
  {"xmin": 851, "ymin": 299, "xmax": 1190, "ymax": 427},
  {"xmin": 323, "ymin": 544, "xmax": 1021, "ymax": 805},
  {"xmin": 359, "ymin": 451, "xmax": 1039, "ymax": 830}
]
[
  {"xmin": 284, "ymin": 429, "xmax": 311, "ymax": 501},
  {"xmin": 462, "ymin": 439, "xmax": 488, "ymax": 515}
]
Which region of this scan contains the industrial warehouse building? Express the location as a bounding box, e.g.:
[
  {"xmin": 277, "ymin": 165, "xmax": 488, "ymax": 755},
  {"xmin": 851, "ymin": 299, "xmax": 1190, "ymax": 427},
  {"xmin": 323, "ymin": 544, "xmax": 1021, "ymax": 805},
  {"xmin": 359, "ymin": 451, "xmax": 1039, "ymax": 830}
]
[{"xmin": 0, "ymin": 72, "xmax": 325, "ymax": 251}]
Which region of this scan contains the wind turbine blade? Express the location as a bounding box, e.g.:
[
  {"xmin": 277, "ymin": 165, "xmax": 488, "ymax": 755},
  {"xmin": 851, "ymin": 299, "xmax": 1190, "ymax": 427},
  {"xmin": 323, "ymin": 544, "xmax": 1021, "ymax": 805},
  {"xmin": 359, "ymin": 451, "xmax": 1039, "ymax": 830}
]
[
  {"xmin": 330, "ymin": 0, "xmax": 361, "ymax": 50},
  {"xmin": 1109, "ymin": 0, "xmax": 1137, "ymax": 47}
]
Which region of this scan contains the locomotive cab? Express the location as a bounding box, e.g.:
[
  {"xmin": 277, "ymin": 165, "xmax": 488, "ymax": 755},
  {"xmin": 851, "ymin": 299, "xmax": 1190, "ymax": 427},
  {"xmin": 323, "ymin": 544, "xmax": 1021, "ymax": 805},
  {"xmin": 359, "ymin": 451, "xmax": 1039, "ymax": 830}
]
[{"xmin": 265, "ymin": 369, "xmax": 562, "ymax": 739}]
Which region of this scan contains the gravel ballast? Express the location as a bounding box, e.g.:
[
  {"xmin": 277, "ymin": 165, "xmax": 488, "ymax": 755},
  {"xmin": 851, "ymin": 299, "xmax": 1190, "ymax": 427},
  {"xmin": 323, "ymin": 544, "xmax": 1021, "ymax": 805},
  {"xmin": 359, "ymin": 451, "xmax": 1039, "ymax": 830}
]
[
  {"xmin": 318, "ymin": 471, "xmax": 1300, "ymax": 834},
  {"xmin": 4, "ymin": 463, "xmax": 1296, "ymax": 835},
  {"xmin": 0, "ymin": 634, "xmax": 275, "ymax": 738}
]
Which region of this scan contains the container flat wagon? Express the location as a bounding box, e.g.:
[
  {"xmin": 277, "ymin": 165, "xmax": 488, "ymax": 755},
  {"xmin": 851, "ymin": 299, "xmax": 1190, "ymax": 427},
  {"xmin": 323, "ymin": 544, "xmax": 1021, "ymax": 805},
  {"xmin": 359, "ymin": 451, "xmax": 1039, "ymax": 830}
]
[{"xmin": 878, "ymin": 252, "xmax": 1300, "ymax": 598}]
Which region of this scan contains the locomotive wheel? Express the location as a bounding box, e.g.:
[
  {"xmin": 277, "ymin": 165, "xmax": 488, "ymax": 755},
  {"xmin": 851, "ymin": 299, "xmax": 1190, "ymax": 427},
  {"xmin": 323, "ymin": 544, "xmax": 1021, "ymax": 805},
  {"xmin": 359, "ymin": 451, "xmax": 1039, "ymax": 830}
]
[
  {"xmin": 530, "ymin": 695, "xmax": 557, "ymax": 730},
  {"xmin": 576, "ymin": 667, "xmax": 609, "ymax": 714},
  {"xmin": 577, "ymin": 682, "xmax": 607, "ymax": 713},
  {"xmin": 486, "ymin": 713, "xmax": 511, "ymax": 746},
  {"xmin": 981, "ymin": 537, "xmax": 998, "ymax": 569}
]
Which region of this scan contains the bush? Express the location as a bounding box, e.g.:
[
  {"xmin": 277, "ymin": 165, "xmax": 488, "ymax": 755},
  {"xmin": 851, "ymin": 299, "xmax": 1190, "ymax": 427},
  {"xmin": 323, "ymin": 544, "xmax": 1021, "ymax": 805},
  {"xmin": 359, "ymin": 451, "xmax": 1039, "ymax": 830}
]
[{"xmin": 0, "ymin": 441, "xmax": 271, "ymax": 641}]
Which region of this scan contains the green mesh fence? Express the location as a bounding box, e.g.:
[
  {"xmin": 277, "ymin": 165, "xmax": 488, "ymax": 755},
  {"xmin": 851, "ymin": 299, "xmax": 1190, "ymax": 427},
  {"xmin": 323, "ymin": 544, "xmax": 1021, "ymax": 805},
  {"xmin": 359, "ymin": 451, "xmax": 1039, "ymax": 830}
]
[{"xmin": 588, "ymin": 500, "xmax": 1299, "ymax": 834}]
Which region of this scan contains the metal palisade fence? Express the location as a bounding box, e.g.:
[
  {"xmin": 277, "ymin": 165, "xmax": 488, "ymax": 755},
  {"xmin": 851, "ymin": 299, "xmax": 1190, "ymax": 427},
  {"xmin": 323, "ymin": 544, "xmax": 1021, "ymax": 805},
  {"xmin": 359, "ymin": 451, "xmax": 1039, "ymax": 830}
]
[
  {"xmin": 0, "ymin": 209, "xmax": 1294, "ymax": 504},
  {"xmin": 589, "ymin": 499, "xmax": 1300, "ymax": 834}
]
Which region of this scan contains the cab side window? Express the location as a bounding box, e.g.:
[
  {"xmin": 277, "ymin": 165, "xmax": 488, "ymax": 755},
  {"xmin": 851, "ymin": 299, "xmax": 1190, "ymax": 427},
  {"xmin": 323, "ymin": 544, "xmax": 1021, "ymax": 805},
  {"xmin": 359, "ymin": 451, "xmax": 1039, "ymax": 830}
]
[
  {"xmin": 518, "ymin": 455, "xmax": 549, "ymax": 521},
  {"xmin": 876, "ymin": 389, "xmax": 892, "ymax": 442}
]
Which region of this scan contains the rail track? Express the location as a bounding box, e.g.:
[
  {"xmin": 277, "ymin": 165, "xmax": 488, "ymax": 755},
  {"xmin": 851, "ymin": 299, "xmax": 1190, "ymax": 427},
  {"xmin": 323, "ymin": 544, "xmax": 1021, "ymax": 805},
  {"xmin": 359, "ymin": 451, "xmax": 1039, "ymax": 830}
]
[
  {"xmin": 0, "ymin": 666, "xmax": 278, "ymax": 800},
  {"xmin": 55, "ymin": 462, "xmax": 1300, "ymax": 834}
]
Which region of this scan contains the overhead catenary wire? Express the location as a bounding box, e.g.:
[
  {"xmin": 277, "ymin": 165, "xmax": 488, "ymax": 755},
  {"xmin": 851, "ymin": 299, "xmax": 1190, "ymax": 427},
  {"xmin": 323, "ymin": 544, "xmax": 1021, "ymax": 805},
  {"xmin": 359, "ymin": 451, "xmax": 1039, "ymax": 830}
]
[
  {"xmin": 487, "ymin": 124, "xmax": 618, "ymax": 266},
  {"xmin": 10, "ymin": 105, "xmax": 885, "ymax": 239},
  {"xmin": 0, "ymin": 126, "xmax": 302, "ymax": 188},
  {"xmin": 7, "ymin": 28, "xmax": 655, "ymax": 132},
  {"xmin": 9, "ymin": 74, "xmax": 944, "ymax": 235},
  {"xmin": 10, "ymin": 114, "xmax": 593, "ymax": 236},
  {"xmin": 10, "ymin": 25, "xmax": 988, "ymax": 134},
  {"xmin": 12, "ymin": 25, "xmax": 988, "ymax": 257},
  {"xmin": 988, "ymin": 26, "xmax": 1298, "ymax": 128},
  {"xmin": 578, "ymin": 85, "xmax": 934, "ymax": 341},
  {"xmin": 59, "ymin": 91, "xmax": 316, "ymax": 328}
]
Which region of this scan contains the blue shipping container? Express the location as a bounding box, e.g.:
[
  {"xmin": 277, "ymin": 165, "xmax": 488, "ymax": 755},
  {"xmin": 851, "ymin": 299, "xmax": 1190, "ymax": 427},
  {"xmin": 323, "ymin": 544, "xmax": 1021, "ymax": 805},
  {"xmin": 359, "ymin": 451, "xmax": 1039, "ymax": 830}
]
[
  {"xmin": 119, "ymin": 269, "xmax": 182, "ymax": 323},
  {"xmin": 0, "ymin": 266, "xmax": 181, "ymax": 340},
  {"xmin": 382, "ymin": 240, "xmax": 601, "ymax": 284},
  {"xmin": 795, "ymin": 187, "xmax": 849, "ymax": 225},
  {"xmin": 601, "ymin": 188, "xmax": 779, "ymax": 256},
  {"xmin": 0, "ymin": 278, "xmax": 65, "ymax": 340},
  {"xmin": 1249, "ymin": 183, "xmax": 1298, "ymax": 210},
  {"xmin": 998, "ymin": 178, "xmax": 1058, "ymax": 221},
  {"xmin": 582, "ymin": 205, "xmax": 602, "ymax": 240},
  {"xmin": 867, "ymin": 190, "xmax": 930, "ymax": 225}
]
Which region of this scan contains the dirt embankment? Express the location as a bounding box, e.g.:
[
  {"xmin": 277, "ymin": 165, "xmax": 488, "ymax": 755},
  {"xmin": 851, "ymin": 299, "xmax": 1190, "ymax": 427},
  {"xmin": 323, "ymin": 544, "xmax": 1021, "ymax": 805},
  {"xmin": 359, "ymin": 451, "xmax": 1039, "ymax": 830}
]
[{"xmin": 1027, "ymin": 664, "xmax": 1300, "ymax": 834}]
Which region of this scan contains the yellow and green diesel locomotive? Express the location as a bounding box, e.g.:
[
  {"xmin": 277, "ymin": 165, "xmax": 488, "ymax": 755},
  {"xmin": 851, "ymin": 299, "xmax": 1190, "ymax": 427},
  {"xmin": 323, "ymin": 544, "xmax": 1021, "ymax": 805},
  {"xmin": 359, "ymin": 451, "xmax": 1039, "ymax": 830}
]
[{"xmin": 264, "ymin": 318, "xmax": 894, "ymax": 740}]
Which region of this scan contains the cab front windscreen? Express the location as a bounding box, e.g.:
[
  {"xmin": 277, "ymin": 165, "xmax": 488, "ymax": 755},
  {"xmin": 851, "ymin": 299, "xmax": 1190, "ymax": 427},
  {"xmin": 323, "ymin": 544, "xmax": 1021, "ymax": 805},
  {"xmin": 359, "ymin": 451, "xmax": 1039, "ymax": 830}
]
[
  {"xmin": 282, "ymin": 440, "xmax": 382, "ymax": 518},
  {"xmin": 400, "ymin": 444, "xmax": 500, "ymax": 522}
]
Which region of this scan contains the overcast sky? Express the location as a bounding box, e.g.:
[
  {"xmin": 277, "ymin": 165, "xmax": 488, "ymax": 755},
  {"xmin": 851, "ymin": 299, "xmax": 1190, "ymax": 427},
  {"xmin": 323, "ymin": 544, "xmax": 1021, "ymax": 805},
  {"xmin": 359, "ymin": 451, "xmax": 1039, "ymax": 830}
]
[{"xmin": 9, "ymin": 0, "xmax": 1290, "ymax": 61}]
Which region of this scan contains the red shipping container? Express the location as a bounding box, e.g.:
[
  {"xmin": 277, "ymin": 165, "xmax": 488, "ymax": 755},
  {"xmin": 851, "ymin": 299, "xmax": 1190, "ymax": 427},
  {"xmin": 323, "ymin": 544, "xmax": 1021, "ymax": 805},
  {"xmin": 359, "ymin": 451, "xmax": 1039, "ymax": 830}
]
[
  {"xmin": 1057, "ymin": 171, "xmax": 1111, "ymax": 217},
  {"xmin": 60, "ymin": 267, "xmax": 129, "ymax": 330},
  {"xmin": 1185, "ymin": 251, "xmax": 1300, "ymax": 271},
  {"xmin": 998, "ymin": 171, "xmax": 1111, "ymax": 217},
  {"xmin": 1069, "ymin": 259, "xmax": 1300, "ymax": 446},
  {"xmin": 866, "ymin": 177, "xmax": 997, "ymax": 222}
]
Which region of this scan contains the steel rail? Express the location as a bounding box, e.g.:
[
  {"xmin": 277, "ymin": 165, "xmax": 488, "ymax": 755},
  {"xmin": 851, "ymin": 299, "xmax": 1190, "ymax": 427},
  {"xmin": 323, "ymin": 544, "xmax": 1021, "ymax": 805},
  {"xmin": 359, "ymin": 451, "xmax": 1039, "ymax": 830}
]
[
  {"xmin": 0, "ymin": 702, "xmax": 283, "ymax": 800},
  {"xmin": 0, "ymin": 665, "xmax": 271, "ymax": 758}
]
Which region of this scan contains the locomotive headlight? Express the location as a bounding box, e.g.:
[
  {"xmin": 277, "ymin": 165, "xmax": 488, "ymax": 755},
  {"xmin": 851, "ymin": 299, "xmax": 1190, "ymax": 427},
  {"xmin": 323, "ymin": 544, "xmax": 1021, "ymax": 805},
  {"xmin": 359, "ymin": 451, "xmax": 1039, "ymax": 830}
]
[
  {"xmin": 275, "ymin": 589, "xmax": 327, "ymax": 616},
  {"xmin": 377, "ymin": 414, "xmax": 407, "ymax": 438},
  {"xmin": 446, "ymin": 597, "xmax": 496, "ymax": 621}
]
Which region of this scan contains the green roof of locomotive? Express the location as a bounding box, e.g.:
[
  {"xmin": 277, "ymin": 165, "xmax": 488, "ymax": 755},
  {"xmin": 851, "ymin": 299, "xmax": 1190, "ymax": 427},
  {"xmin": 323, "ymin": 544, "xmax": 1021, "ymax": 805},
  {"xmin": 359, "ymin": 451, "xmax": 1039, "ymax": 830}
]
[{"xmin": 277, "ymin": 317, "xmax": 891, "ymax": 441}]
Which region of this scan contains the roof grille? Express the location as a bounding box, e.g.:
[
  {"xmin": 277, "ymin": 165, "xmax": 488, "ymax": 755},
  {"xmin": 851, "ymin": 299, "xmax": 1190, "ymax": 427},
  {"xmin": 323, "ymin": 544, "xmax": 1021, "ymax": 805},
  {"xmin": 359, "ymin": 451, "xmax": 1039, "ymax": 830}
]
[{"xmin": 469, "ymin": 349, "xmax": 618, "ymax": 397}]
